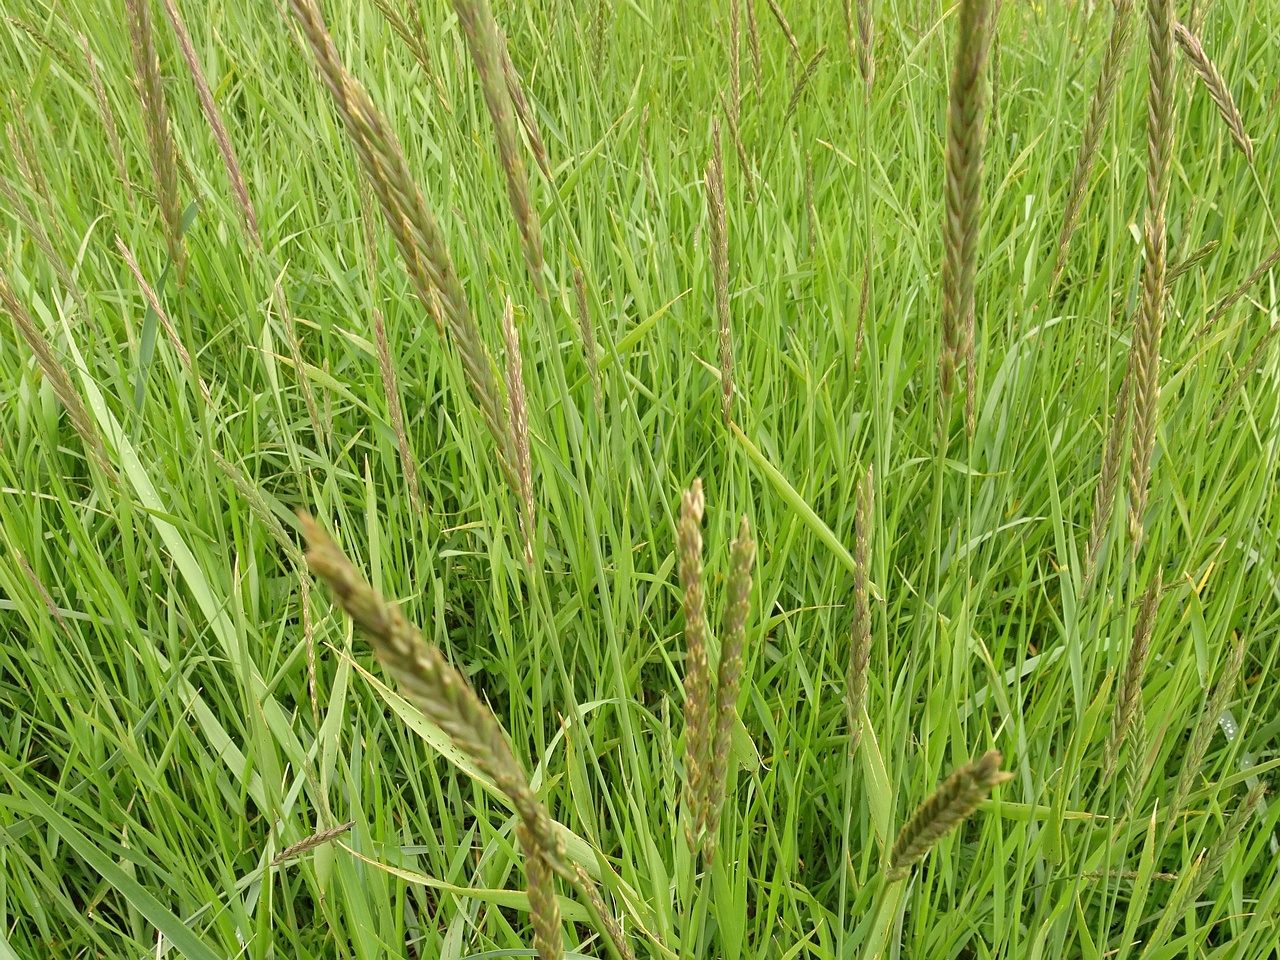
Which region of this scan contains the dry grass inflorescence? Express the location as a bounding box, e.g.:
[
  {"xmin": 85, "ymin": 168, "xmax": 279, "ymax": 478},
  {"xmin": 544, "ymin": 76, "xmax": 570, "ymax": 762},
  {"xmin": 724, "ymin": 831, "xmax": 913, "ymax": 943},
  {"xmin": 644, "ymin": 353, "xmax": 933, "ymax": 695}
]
[{"xmin": 2, "ymin": 0, "xmax": 1278, "ymax": 957}]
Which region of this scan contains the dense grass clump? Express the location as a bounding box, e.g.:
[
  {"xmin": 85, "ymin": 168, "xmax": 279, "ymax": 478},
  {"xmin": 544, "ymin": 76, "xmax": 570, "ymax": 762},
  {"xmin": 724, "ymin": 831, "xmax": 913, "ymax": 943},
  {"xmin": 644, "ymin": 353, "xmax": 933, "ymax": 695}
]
[{"xmin": 1, "ymin": 0, "xmax": 1278, "ymax": 958}]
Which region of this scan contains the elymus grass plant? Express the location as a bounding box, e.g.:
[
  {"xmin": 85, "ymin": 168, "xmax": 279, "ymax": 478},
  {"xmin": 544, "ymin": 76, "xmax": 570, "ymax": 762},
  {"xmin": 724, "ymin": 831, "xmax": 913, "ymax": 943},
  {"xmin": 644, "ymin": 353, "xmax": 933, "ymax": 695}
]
[{"xmin": 2, "ymin": 0, "xmax": 1279, "ymax": 958}]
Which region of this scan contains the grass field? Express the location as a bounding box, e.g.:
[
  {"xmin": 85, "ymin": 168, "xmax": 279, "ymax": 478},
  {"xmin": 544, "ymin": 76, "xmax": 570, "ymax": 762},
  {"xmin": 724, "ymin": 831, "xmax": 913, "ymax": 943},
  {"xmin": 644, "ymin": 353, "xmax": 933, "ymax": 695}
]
[{"xmin": 2, "ymin": 0, "xmax": 1279, "ymax": 956}]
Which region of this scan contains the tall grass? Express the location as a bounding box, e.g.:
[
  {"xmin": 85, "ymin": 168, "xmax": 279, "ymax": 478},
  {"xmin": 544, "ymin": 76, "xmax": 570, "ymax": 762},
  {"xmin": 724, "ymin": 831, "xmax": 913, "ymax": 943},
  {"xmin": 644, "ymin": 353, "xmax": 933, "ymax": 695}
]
[{"xmin": 2, "ymin": 0, "xmax": 1278, "ymax": 957}]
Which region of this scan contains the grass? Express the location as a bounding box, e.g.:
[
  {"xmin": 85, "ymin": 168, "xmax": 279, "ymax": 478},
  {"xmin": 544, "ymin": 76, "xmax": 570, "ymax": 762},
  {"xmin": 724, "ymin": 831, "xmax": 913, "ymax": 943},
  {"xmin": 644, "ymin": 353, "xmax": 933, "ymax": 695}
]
[{"xmin": 1, "ymin": 0, "xmax": 1279, "ymax": 957}]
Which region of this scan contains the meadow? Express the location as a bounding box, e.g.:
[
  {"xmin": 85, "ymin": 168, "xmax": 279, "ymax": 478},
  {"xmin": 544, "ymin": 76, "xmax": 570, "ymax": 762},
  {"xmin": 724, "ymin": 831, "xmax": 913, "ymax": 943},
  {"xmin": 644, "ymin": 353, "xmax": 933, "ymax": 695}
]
[{"xmin": 1, "ymin": 0, "xmax": 1278, "ymax": 957}]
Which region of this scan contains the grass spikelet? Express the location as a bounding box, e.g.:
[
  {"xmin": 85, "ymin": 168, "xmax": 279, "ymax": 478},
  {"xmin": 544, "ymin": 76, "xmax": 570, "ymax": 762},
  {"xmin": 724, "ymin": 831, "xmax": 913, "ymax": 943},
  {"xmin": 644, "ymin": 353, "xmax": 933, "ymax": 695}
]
[
  {"xmin": 678, "ymin": 480, "xmax": 711, "ymax": 856},
  {"xmin": 7, "ymin": 99, "xmax": 49, "ymax": 212},
  {"xmin": 572, "ymin": 266, "xmax": 602, "ymax": 414},
  {"xmin": 853, "ymin": 246, "xmax": 871, "ymax": 375},
  {"xmin": 593, "ymin": 0, "xmax": 612, "ymax": 72},
  {"xmin": 1127, "ymin": 0, "xmax": 1177, "ymax": 552},
  {"xmin": 371, "ymin": 0, "xmax": 434, "ymax": 76},
  {"xmin": 764, "ymin": 0, "xmax": 800, "ymax": 62},
  {"xmin": 718, "ymin": 91, "xmax": 755, "ymax": 203},
  {"xmin": 1200, "ymin": 243, "xmax": 1280, "ymax": 335},
  {"xmin": 1083, "ymin": 345, "xmax": 1134, "ymax": 594},
  {"xmin": 500, "ymin": 32, "xmax": 552, "ymax": 181},
  {"xmin": 1105, "ymin": 569, "xmax": 1160, "ymax": 783},
  {"xmin": 0, "ymin": 178, "xmax": 88, "ymax": 322},
  {"xmin": 81, "ymin": 35, "xmax": 133, "ymax": 204},
  {"xmin": 301, "ymin": 513, "xmax": 562, "ymax": 859},
  {"xmin": 728, "ymin": 0, "xmax": 741, "ymax": 127},
  {"xmin": 1052, "ymin": 0, "xmax": 1135, "ymax": 291},
  {"xmin": 746, "ymin": 0, "xmax": 762, "ymax": 100},
  {"xmin": 846, "ymin": 465, "xmax": 874, "ymax": 757},
  {"xmin": 1192, "ymin": 781, "xmax": 1266, "ymax": 899},
  {"xmin": 517, "ymin": 823, "xmax": 564, "ymax": 960},
  {"xmin": 1, "ymin": 271, "xmax": 114, "ymax": 482},
  {"xmin": 124, "ymin": 0, "xmax": 186, "ymax": 282},
  {"xmin": 703, "ymin": 515, "xmax": 755, "ymax": 862},
  {"xmin": 573, "ymin": 864, "xmax": 637, "ymax": 960},
  {"xmin": 938, "ymin": 0, "xmax": 995, "ymax": 441},
  {"xmin": 358, "ymin": 178, "xmax": 421, "ymax": 514},
  {"xmin": 452, "ymin": 0, "xmax": 546, "ymax": 298},
  {"xmin": 1171, "ymin": 632, "xmax": 1246, "ymax": 819},
  {"xmin": 1174, "ymin": 20, "xmax": 1253, "ymax": 162},
  {"xmin": 502, "ymin": 298, "xmax": 535, "ymax": 568},
  {"xmin": 1168, "ymin": 238, "xmax": 1218, "ymax": 283},
  {"xmin": 115, "ymin": 235, "xmax": 213, "ymax": 409},
  {"xmin": 782, "ymin": 45, "xmax": 826, "ymax": 126},
  {"xmin": 286, "ymin": 0, "xmax": 515, "ymax": 487},
  {"xmin": 1210, "ymin": 321, "xmax": 1280, "ymax": 431},
  {"xmin": 706, "ymin": 121, "xmax": 735, "ymax": 425},
  {"xmin": 160, "ymin": 0, "xmax": 259, "ymax": 244},
  {"xmin": 887, "ymin": 750, "xmax": 1011, "ymax": 882},
  {"xmin": 270, "ymin": 820, "xmax": 354, "ymax": 866},
  {"xmin": 271, "ymin": 274, "xmax": 327, "ymax": 453},
  {"xmin": 857, "ymin": 0, "xmax": 875, "ymax": 92}
]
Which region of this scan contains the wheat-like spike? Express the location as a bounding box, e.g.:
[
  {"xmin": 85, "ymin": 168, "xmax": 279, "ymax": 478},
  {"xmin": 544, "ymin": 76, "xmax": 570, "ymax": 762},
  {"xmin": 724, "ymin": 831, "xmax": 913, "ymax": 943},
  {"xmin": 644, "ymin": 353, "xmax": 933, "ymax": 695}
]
[
  {"xmin": 764, "ymin": 0, "xmax": 800, "ymax": 61},
  {"xmin": 745, "ymin": 0, "xmax": 762, "ymax": 100},
  {"xmin": 300, "ymin": 571, "xmax": 318, "ymax": 727},
  {"xmin": 0, "ymin": 178, "xmax": 89, "ymax": 323},
  {"xmin": 572, "ymin": 864, "xmax": 637, "ymax": 960},
  {"xmin": 503, "ymin": 299, "xmax": 535, "ymax": 568},
  {"xmin": 853, "ymin": 247, "xmax": 872, "ymax": 377},
  {"xmin": 728, "ymin": 0, "xmax": 741, "ymax": 128},
  {"xmin": 707, "ymin": 122, "xmax": 735, "ymax": 426},
  {"xmin": 1210, "ymin": 321, "xmax": 1280, "ymax": 432},
  {"xmin": 703, "ymin": 516, "xmax": 755, "ymax": 863},
  {"xmin": 1201, "ymin": 244, "xmax": 1280, "ymax": 335},
  {"xmin": 1124, "ymin": 697, "xmax": 1147, "ymax": 810},
  {"xmin": 1104, "ymin": 569, "xmax": 1161, "ymax": 782},
  {"xmin": 7, "ymin": 17, "xmax": 80, "ymax": 77},
  {"xmin": 887, "ymin": 750, "xmax": 1011, "ymax": 881},
  {"xmin": 593, "ymin": 0, "xmax": 612, "ymax": 72},
  {"xmin": 499, "ymin": 32, "xmax": 552, "ymax": 181},
  {"xmin": 939, "ymin": 0, "xmax": 995, "ymax": 443},
  {"xmin": 7, "ymin": 99, "xmax": 50, "ymax": 214},
  {"xmin": 1191, "ymin": 781, "xmax": 1266, "ymax": 900},
  {"xmin": 358, "ymin": 178, "xmax": 422, "ymax": 514},
  {"xmin": 81, "ymin": 35, "xmax": 133, "ymax": 204},
  {"xmin": 1128, "ymin": 0, "xmax": 1177, "ymax": 554},
  {"xmin": 271, "ymin": 275, "xmax": 327, "ymax": 453},
  {"xmin": 371, "ymin": 0, "xmax": 433, "ymax": 75},
  {"xmin": 782, "ymin": 46, "xmax": 826, "ymax": 126},
  {"xmin": 124, "ymin": 0, "xmax": 186, "ymax": 282},
  {"xmin": 301, "ymin": 514, "xmax": 563, "ymax": 860},
  {"xmin": 1052, "ymin": 0, "xmax": 1136, "ymax": 291},
  {"xmin": 1082, "ymin": 343, "xmax": 1135, "ymax": 595},
  {"xmin": 1168, "ymin": 238, "xmax": 1218, "ymax": 283},
  {"xmin": 847, "ymin": 465, "xmax": 874, "ymax": 757},
  {"xmin": 160, "ymin": 0, "xmax": 259, "ymax": 244},
  {"xmin": 718, "ymin": 92, "xmax": 755, "ymax": 204},
  {"xmin": 1, "ymin": 272, "xmax": 114, "ymax": 482},
  {"xmin": 116, "ymin": 236, "xmax": 213, "ymax": 409},
  {"xmin": 805, "ymin": 150, "xmax": 816, "ymax": 259},
  {"xmin": 517, "ymin": 823, "xmax": 564, "ymax": 960},
  {"xmin": 1171, "ymin": 632, "xmax": 1246, "ymax": 820},
  {"xmin": 452, "ymin": 0, "xmax": 546, "ymax": 299},
  {"xmin": 270, "ymin": 820, "xmax": 354, "ymax": 866},
  {"xmin": 12, "ymin": 549, "xmax": 72, "ymax": 639},
  {"xmin": 286, "ymin": 0, "xmax": 516, "ymax": 489},
  {"xmin": 210, "ymin": 450, "xmax": 301, "ymax": 562},
  {"xmin": 857, "ymin": 0, "xmax": 875, "ymax": 93},
  {"xmin": 678, "ymin": 480, "xmax": 711, "ymax": 856},
  {"xmin": 572, "ymin": 266, "xmax": 602, "ymax": 414},
  {"xmin": 1174, "ymin": 21, "xmax": 1253, "ymax": 162}
]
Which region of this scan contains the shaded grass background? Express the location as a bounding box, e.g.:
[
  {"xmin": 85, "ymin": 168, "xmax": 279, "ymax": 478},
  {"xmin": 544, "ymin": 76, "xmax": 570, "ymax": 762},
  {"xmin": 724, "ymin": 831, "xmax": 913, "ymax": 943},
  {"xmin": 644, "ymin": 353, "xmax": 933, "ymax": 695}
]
[{"xmin": 1, "ymin": 0, "xmax": 1279, "ymax": 957}]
